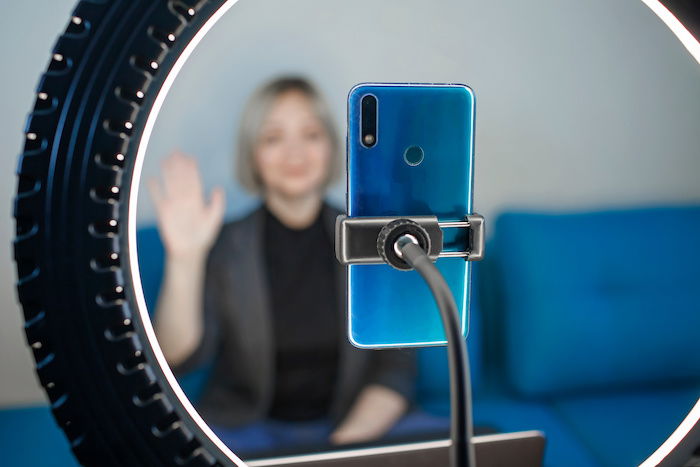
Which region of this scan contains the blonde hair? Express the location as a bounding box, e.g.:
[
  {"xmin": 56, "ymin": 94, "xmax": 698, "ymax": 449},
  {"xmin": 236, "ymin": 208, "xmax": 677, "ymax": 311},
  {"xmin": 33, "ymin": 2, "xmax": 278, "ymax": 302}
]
[{"xmin": 235, "ymin": 76, "xmax": 341, "ymax": 194}]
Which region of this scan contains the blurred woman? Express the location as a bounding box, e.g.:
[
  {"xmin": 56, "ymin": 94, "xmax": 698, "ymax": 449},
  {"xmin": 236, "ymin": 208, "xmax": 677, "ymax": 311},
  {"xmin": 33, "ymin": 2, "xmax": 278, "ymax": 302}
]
[{"xmin": 150, "ymin": 77, "xmax": 415, "ymax": 453}]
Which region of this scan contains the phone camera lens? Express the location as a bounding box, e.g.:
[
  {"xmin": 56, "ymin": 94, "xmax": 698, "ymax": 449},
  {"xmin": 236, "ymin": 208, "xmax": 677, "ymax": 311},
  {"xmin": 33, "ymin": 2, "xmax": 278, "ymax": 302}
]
[{"xmin": 360, "ymin": 94, "xmax": 377, "ymax": 148}]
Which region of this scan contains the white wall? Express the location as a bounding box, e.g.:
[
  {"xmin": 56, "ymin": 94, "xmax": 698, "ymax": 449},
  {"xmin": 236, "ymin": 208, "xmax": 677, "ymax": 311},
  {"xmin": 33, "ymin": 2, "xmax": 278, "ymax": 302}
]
[
  {"xmin": 1, "ymin": 0, "xmax": 699, "ymax": 407},
  {"xmin": 137, "ymin": 0, "xmax": 700, "ymax": 226}
]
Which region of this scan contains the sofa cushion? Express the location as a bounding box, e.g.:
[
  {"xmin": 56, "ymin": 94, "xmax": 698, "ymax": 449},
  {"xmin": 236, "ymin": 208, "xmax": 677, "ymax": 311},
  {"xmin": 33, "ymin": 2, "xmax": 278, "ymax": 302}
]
[
  {"xmin": 552, "ymin": 384, "xmax": 700, "ymax": 467},
  {"xmin": 492, "ymin": 206, "xmax": 700, "ymax": 396},
  {"xmin": 474, "ymin": 397, "xmax": 600, "ymax": 467},
  {"xmin": 0, "ymin": 405, "xmax": 78, "ymax": 466}
]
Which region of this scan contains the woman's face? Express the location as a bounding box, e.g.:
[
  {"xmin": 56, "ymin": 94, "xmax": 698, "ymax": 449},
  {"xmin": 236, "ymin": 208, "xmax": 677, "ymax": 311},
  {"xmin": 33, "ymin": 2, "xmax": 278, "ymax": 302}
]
[{"xmin": 254, "ymin": 90, "xmax": 333, "ymax": 200}]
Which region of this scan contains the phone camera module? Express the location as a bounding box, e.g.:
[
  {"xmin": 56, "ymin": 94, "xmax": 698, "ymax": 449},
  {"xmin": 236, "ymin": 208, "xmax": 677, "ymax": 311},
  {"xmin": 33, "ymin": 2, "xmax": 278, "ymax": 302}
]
[{"xmin": 360, "ymin": 94, "xmax": 377, "ymax": 148}]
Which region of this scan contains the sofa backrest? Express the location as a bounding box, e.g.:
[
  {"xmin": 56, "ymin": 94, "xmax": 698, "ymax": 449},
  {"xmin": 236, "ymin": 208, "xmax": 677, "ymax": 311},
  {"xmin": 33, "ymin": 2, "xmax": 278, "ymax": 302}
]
[
  {"xmin": 136, "ymin": 226, "xmax": 164, "ymax": 318},
  {"xmin": 136, "ymin": 227, "xmax": 209, "ymax": 400},
  {"xmin": 415, "ymin": 265, "xmax": 483, "ymax": 406},
  {"xmin": 488, "ymin": 205, "xmax": 700, "ymax": 397}
]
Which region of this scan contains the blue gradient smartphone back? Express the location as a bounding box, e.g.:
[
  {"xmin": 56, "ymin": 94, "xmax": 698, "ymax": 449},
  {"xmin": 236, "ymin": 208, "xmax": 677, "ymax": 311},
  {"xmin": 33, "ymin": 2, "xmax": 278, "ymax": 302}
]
[{"xmin": 347, "ymin": 83, "xmax": 475, "ymax": 348}]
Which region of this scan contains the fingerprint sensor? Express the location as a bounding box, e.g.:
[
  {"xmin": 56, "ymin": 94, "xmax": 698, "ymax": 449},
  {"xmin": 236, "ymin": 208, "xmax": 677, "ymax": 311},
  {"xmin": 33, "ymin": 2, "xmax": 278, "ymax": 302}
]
[{"xmin": 404, "ymin": 145, "xmax": 424, "ymax": 166}]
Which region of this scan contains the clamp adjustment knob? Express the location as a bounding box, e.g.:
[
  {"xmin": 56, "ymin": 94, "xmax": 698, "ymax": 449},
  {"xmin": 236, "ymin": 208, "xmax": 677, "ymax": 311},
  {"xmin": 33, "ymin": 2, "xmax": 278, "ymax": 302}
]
[{"xmin": 376, "ymin": 219, "xmax": 431, "ymax": 270}]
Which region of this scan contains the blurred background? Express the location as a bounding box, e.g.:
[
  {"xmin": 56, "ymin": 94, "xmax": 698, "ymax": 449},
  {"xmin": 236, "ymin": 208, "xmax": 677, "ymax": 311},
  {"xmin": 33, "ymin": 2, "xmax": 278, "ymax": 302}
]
[{"xmin": 1, "ymin": 0, "xmax": 699, "ymax": 466}]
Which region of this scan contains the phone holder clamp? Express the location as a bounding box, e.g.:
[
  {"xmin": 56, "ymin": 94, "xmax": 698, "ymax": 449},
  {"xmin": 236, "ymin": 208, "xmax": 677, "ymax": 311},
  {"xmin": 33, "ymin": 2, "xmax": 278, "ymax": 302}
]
[{"xmin": 335, "ymin": 213, "xmax": 485, "ymax": 271}]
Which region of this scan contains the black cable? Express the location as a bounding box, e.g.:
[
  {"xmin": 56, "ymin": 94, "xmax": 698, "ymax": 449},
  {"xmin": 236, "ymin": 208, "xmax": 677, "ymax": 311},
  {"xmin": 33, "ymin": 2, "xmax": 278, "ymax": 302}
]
[{"xmin": 398, "ymin": 239, "xmax": 476, "ymax": 467}]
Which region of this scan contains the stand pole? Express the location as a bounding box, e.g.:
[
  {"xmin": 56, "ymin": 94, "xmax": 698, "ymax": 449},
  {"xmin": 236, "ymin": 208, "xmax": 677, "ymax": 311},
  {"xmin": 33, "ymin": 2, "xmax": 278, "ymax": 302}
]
[{"xmin": 398, "ymin": 239, "xmax": 476, "ymax": 467}]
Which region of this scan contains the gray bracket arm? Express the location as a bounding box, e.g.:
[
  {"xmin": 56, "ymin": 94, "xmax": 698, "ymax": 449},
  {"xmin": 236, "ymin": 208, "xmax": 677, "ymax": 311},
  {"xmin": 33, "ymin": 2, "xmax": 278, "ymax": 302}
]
[{"xmin": 335, "ymin": 213, "xmax": 485, "ymax": 267}]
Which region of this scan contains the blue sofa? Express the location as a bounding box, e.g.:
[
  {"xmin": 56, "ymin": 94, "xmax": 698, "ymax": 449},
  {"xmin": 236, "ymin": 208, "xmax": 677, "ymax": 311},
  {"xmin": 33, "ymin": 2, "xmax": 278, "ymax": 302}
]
[
  {"xmin": 467, "ymin": 205, "xmax": 700, "ymax": 466},
  {"xmin": 3, "ymin": 205, "xmax": 699, "ymax": 466}
]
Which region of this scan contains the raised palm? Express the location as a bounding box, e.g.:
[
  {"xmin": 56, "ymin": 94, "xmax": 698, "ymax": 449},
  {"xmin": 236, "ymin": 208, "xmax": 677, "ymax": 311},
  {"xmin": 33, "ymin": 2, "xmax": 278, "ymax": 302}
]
[{"xmin": 148, "ymin": 151, "xmax": 225, "ymax": 260}]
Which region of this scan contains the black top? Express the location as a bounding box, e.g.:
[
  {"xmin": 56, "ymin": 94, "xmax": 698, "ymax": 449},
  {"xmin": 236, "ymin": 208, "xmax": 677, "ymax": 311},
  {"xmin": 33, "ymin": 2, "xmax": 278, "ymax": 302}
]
[{"xmin": 262, "ymin": 205, "xmax": 341, "ymax": 421}]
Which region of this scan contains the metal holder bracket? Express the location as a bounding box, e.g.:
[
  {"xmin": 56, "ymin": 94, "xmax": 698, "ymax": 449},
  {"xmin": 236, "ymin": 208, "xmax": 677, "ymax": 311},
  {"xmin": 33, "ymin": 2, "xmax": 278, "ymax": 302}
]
[{"xmin": 335, "ymin": 213, "xmax": 485, "ymax": 267}]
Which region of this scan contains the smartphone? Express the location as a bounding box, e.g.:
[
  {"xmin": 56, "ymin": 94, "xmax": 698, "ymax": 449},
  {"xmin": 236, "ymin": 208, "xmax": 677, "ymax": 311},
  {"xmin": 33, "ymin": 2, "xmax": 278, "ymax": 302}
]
[{"xmin": 346, "ymin": 83, "xmax": 475, "ymax": 348}]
